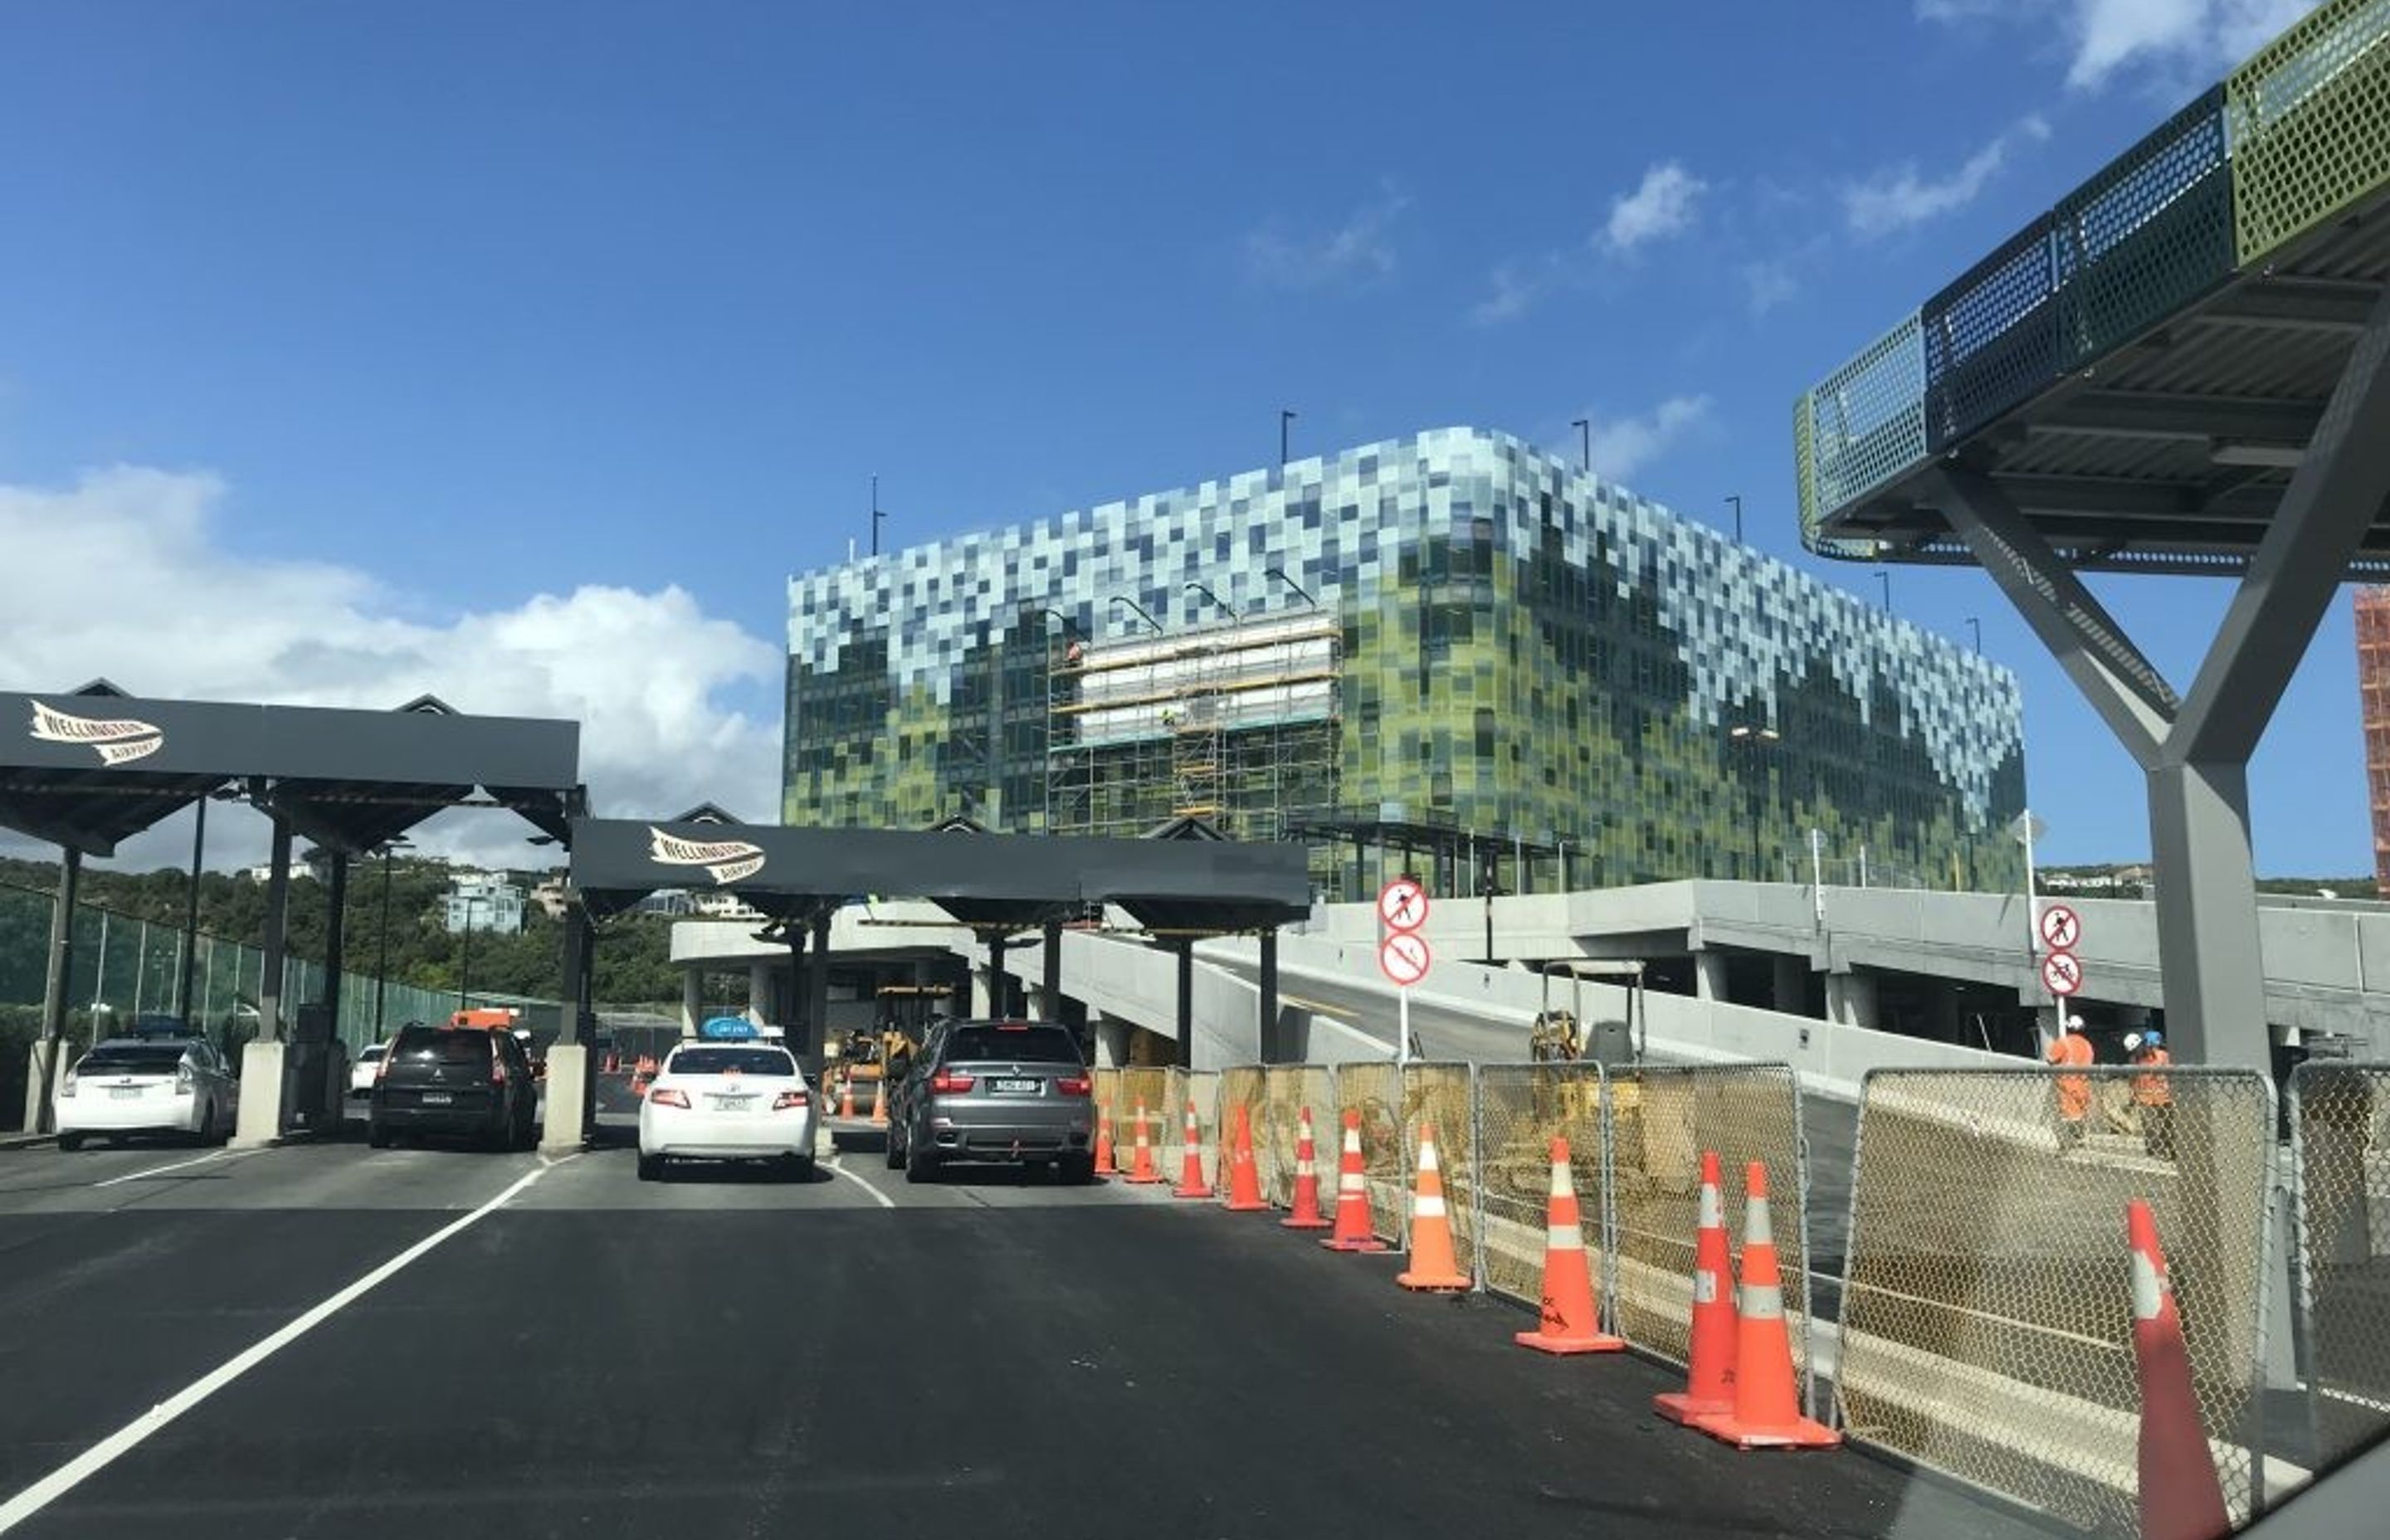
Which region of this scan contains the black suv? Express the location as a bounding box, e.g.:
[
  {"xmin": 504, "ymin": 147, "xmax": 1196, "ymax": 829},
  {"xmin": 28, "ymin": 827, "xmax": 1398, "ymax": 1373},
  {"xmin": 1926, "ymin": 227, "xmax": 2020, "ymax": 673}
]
[{"xmin": 369, "ymin": 1024, "xmax": 538, "ymax": 1151}]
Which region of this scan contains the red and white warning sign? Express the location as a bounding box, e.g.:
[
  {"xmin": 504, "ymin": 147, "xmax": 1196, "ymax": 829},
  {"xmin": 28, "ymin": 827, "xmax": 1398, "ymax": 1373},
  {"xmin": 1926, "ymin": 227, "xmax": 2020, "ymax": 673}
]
[
  {"xmin": 2041, "ymin": 951, "xmax": 2083, "ymax": 997},
  {"xmin": 1378, "ymin": 877, "xmax": 1429, "ymax": 933},
  {"xmin": 2037, "ymin": 904, "xmax": 2082, "ymax": 951},
  {"xmin": 1379, "ymin": 931, "xmax": 1432, "ymax": 987}
]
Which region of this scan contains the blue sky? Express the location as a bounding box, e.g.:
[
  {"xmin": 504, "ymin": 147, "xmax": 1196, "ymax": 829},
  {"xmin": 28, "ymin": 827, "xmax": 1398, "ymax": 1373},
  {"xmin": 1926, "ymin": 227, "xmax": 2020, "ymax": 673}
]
[{"xmin": 0, "ymin": 0, "xmax": 2361, "ymax": 874}]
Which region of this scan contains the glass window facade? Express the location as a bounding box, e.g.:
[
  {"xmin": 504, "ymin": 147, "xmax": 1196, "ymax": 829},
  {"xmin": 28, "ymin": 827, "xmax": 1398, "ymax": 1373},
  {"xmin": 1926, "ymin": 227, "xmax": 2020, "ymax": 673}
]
[{"xmin": 785, "ymin": 426, "xmax": 2027, "ymax": 895}]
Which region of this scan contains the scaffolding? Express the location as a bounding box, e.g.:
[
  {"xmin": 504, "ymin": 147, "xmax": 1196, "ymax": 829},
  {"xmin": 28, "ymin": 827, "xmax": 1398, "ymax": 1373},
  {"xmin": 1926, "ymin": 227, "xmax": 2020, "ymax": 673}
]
[
  {"xmin": 2357, "ymin": 587, "xmax": 2390, "ymax": 896},
  {"xmin": 1045, "ymin": 609, "xmax": 1340, "ymax": 842}
]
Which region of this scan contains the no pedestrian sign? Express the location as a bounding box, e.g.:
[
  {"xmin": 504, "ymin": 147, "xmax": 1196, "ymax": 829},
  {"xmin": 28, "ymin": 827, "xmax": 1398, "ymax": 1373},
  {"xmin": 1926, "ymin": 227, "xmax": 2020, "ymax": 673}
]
[
  {"xmin": 2041, "ymin": 951, "xmax": 2083, "ymax": 997},
  {"xmin": 1378, "ymin": 877, "xmax": 1429, "ymax": 933},
  {"xmin": 2037, "ymin": 904, "xmax": 2082, "ymax": 951},
  {"xmin": 1379, "ymin": 931, "xmax": 1432, "ymax": 987}
]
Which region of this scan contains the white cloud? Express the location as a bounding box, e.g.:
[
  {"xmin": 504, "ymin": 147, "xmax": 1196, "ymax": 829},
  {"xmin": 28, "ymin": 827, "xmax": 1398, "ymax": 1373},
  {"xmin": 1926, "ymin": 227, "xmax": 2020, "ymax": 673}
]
[
  {"xmin": 1573, "ymin": 396, "xmax": 1715, "ymax": 482},
  {"xmin": 0, "ymin": 466, "xmax": 783, "ymax": 862},
  {"xmin": 1842, "ymin": 115, "xmax": 2051, "ymax": 238},
  {"xmin": 1603, "ymin": 162, "xmax": 1707, "ymax": 253},
  {"xmin": 1741, "ymin": 261, "xmax": 1802, "ymax": 315},
  {"xmin": 1242, "ymin": 185, "xmax": 1411, "ymax": 291},
  {"xmin": 1916, "ymin": 0, "xmax": 2319, "ymax": 90},
  {"xmin": 1469, "ymin": 256, "xmax": 1563, "ymax": 325}
]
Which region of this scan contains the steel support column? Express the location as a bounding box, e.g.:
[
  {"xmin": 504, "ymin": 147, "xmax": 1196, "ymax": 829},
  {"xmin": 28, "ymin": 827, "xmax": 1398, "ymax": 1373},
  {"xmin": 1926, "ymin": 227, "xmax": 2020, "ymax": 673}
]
[
  {"xmin": 1258, "ymin": 928, "xmax": 1280, "ymax": 1062},
  {"xmin": 1041, "ymin": 919, "xmax": 1061, "ymax": 1021},
  {"xmin": 321, "ymin": 851, "xmax": 348, "ymax": 1027},
  {"xmin": 786, "ymin": 927, "xmax": 811, "ymax": 1059},
  {"xmin": 2148, "ymin": 760, "xmax": 2269, "ymax": 1071},
  {"xmin": 32, "ymin": 849, "xmax": 81, "ymax": 1133},
  {"xmin": 175, "ymin": 797, "xmax": 206, "ymax": 1023},
  {"xmin": 1174, "ymin": 938, "xmax": 1194, "ymax": 1068},
  {"xmin": 807, "ymin": 912, "xmax": 832, "ymax": 1052},
  {"xmin": 558, "ymin": 907, "xmax": 588, "ymax": 1047},
  {"xmin": 256, "ymin": 816, "xmax": 293, "ymax": 1045},
  {"xmin": 988, "ymin": 932, "xmax": 1008, "ymax": 1019}
]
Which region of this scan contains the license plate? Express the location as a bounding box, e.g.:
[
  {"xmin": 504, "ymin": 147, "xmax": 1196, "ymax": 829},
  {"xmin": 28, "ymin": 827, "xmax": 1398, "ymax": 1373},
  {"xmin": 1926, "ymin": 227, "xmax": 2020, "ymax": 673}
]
[
  {"xmin": 110, "ymin": 1086, "xmax": 142, "ymax": 1100},
  {"xmin": 420, "ymin": 1092, "xmax": 454, "ymax": 1106},
  {"xmin": 712, "ymin": 1094, "xmax": 756, "ymax": 1110},
  {"xmin": 993, "ymin": 1077, "xmax": 1039, "ymax": 1094}
]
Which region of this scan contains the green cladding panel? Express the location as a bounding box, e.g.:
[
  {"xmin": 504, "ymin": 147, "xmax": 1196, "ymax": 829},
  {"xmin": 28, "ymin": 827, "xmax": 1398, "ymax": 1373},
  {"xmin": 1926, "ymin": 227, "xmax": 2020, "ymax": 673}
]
[
  {"xmin": 2056, "ymin": 85, "xmax": 2234, "ymax": 369},
  {"xmin": 2230, "ymin": 0, "xmax": 2390, "ymax": 266}
]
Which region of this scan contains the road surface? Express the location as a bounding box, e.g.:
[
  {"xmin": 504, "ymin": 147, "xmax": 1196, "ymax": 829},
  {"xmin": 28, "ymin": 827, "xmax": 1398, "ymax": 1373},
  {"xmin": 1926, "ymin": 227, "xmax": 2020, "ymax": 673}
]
[{"xmin": 0, "ymin": 1087, "xmax": 2041, "ymax": 1540}]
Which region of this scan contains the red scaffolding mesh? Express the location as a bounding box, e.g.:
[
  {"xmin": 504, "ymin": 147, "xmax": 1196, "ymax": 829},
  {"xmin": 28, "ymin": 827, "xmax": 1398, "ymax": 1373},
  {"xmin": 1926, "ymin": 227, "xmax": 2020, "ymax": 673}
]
[{"xmin": 2357, "ymin": 587, "xmax": 2390, "ymax": 898}]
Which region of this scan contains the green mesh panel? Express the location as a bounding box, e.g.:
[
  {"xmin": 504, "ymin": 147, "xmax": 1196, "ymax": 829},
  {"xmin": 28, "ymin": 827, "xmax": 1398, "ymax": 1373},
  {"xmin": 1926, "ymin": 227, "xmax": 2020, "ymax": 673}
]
[
  {"xmin": 1923, "ymin": 214, "xmax": 2059, "ymax": 451},
  {"xmin": 2229, "ymin": 0, "xmax": 2390, "ymax": 266},
  {"xmin": 2056, "ymin": 86, "xmax": 2234, "ymax": 370},
  {"xmin": 1807, "ymin": 312, "xmax": 1926, "ymax": 523},
  {"xmin": 1793, "ymin": 390, "xmax": 1878, "ymax": 562}
]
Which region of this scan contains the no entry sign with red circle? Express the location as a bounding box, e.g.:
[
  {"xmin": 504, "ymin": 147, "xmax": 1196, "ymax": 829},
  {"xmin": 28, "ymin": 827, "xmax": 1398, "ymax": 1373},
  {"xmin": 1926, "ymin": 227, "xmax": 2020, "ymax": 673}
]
[
  {"xmin": 2037, "ymin": 904, "xmax": 2082, "ymax": 951},
  {"xmin": 2041, "ymin": 951, "xmax": 2083, "ymax": 997},
  {"xmin": 1379, "ymin": 931, "xmax": 1432, "ymax": 987},
  {"xmin": 1378, "ymin": 877, "xmax": 1429, "ymax": 933}
]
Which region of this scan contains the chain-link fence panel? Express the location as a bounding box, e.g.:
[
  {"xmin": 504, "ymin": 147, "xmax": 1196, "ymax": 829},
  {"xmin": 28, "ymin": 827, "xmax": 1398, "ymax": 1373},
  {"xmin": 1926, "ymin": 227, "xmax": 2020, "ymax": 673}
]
[
  {"xmin": 2290, "ymin": 1062, "xmax": 2390, "ymax": 1474},
  {"xmin": 1475, "ymin": 1062, "xmax": 1611, "ymax": 1323},
  {"xmin": 1218, "ymin": 1065, "xmax": 1269, "ymax": 1199},
  {"xmin": 1336, "ymin": 1061, "xmax": 1404, "ymax": 1245},
  {"xmin": 1262, "ymin": 1065, "xmax": 1337, "ymax": 1209},
  {"xmin": 1609, "ymin": 1064, "xmax": 1809, "ymax": 1383},
  {"xmin": 1402, "ymin": 1063, "xmax": 1478, "ymax": 1282},
  {"xmin": 1112, "ymin": 1066, "xmax": 1169, "ymax": 1170},
  {"xmin": 1162, "ymin": 1067, "xmax": 1220, "ymax": 1179},
  {"xmin": 1838, "ymin": 1067, "xmax": 2275, "ymax": 1538}
]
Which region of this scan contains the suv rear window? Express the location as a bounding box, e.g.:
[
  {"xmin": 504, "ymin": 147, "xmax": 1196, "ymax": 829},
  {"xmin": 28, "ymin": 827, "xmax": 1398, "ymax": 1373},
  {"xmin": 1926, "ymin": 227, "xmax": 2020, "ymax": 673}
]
[
  {"xmin": 78, "ymin": 1045, "xmax": 188, "ymax": 1076},
  {"xmin": 942, "ymin": 1026, "xmax": 1080, "ymax": 1064},
  {"xmin": 669, "ymin": 1047, "xmax": 795, "ymax": 1076},
  {"xmin": 393, "ymin": 1029, "xmax": 494, "ymax": 1065}
]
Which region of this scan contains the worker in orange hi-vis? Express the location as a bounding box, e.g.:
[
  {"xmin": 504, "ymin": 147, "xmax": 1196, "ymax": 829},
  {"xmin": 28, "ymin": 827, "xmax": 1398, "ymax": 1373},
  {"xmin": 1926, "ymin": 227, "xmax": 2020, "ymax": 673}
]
[
  {"xmin": 2046, "ymin": 1015, "xmax": 2095, "ymax": 1153},
  {"xmin": 2125, "ymin": 1031, "xmax": 2176, "ymax": 1161}
]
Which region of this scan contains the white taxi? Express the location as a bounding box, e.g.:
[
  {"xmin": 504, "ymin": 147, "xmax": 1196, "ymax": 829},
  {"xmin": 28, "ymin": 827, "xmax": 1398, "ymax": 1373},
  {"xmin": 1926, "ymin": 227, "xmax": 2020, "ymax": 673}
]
[{"xmin": 637, "ymin": 1036, "xmax": 817, "ymax": 1182}]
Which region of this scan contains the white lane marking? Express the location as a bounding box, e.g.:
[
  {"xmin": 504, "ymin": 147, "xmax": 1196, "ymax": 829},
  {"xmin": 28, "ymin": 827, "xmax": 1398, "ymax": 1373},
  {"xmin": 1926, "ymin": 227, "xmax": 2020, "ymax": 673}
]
[
  {"xmin": 88, "ymin": 1150, "xmax": 238, "ymax": 1190},
  {"xmin": 0, "ymin": 1157, "xmax": 561, "ymax": 1533},
  {"xmin": 823, "ymin": 1156, "xmax": 898, "ymax": 1211}
]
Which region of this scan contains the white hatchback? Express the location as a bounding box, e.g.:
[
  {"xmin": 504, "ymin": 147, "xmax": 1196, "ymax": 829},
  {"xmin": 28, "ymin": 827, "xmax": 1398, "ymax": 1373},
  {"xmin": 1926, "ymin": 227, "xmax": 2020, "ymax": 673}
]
[
  {"xmin": 637, "ymin": 1041, "xmax": 817, "ymax": 1182},
  {"xmin": 56, "ymin": 1035, "xmax": 239, "ymax": 1149},
  {"xmin": 349, "ymin": 1042, "xmax": 388, "ymax": 1099}
]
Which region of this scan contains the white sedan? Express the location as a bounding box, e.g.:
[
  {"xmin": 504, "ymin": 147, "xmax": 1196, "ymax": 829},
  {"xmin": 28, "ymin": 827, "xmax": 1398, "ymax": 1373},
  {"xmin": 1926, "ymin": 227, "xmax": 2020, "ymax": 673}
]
[
  {"xmin": 349, "ymin": 1042, "xmax": 388, "ymax": 1099},
  {"xmin": 637, "ymin": 1041, "xmax": 817, "ymax": 1182},
  {"xmin": 56, "ymin": 1034, "xmax": 239, "ymax": 1149}
]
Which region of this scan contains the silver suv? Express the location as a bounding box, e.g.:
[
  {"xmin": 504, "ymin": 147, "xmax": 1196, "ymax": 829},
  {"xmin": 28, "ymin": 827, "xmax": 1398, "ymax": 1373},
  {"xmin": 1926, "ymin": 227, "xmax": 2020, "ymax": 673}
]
[{"xmin": 885, "ymin": 1019, "xmax": 1095, "ymax": 1184}]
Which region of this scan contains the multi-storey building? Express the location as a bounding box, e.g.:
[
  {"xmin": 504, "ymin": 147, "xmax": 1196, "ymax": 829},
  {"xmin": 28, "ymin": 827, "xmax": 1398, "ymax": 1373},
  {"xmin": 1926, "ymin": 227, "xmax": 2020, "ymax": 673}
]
[{"xmin": 785, "ymin": 427, "xmax": 2026, "ymax": 898}]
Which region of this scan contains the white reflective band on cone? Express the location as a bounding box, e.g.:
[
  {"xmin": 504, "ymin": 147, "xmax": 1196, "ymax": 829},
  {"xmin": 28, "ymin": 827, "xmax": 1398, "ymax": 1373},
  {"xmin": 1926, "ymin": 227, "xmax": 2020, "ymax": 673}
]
[
  {"xmin": 1340, "ymin": 1172, "xmax": 1367, "ymax": 1192},
  {"xmin": 1744, "ymin": 1200, "xmax": 1773, "ymax": 1248},
  {"xmin": 1295, "ymin": 1157, "xmax": 1314, "ymax": 1176},
  {"xmin": 2131, "ymin": 1248, "xmax": 2164, "ymax": 1321},
  {"xmin": 1419, "ymin": 1140, "xmax": 1441, "ymax": 1172},
  {"xmin": 1415, "ymin": 1195, "xmax": 1446, "ymax": 1219},
  {"xmin": 1343, "ymin": 1129, "xmax": 1362, "ymax": 1154},
  {"xmin": 1551, "ymin": 1162, "xmax": 1574, "ymax": 1199},
  {"xmin": 1695, "ymin": 1270, "xmax": 1719, "ymax": 1305},
  {"xmin": 1548, "ymin": 1222, "xmax": 1584, "ymax": 1250},
  {"xmin": 1698, "ymin": 1184, "xmax": 1720, "ymax": 1228},
  {"xmin": 1741, "ymin": 1284, "xmax": 1784, "ymax": 1320}
]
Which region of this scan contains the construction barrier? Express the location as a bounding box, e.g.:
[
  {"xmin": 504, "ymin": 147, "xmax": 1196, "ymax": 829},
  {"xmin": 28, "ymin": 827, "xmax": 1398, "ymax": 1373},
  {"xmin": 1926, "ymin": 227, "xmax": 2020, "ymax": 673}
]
[
  {"xmin": 1836, "ymin": 1067, "xmax": 2274, "ymax": 1538},
  {"xmin": 1263, "ymin": 1064, "xmax": 1337, "ymax": 1210},
  {"xmin": 1217, "ymin": 1065, "xmax": 1268, "ymax": 1193},
  {"xmin": 1607, "ymin": 1063, "xmax": 1811, "ymax": 1389},
  {"xmin": 1163, "ymin": 1067, "xmax": 1221, "ymax": 1179},
  {"xmin": 1335, "ymin": 1062, "xmax": 1405, "ymax": 1246},
  {"xmin": 1110, "ymin": 1066, "xmax": 1169, "ymax": 1169},
  {"xmin": 2289, "ymin": 1061, "xmax": 2390, "ymax": 1475},
  {"xmin": 1475, "ymin": 1063, "xmax": 1612, "ymax": 1328}
]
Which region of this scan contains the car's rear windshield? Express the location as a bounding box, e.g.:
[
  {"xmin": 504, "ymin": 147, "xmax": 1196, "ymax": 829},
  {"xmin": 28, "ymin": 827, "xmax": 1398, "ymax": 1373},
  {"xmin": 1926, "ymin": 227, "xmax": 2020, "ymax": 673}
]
[
  {"xmin": 77, "ymin": 1046, "xmax": 187, "ymax": 1076},
  {"xmin": 669, "ymin": 1048, "xmax": 795, "ymax": 1076},
  {"xmin": 943, "ymin": 1026, "xmax": 1080, "ymax": 1064},
  {"xmin": 357, "ymin": 1044, "xmax": 387, "ymax": 1060},
  {"xmin": 393, "ymin": 1031, "xmax": 494, "ymax": 1065}
]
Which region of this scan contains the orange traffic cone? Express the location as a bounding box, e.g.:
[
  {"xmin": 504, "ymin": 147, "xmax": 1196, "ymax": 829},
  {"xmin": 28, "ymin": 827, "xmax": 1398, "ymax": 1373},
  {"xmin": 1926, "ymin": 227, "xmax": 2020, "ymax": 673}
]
[
  {"xmin": 837, "ymin": 1079, "xmax": 856, "ymax": 1119},
  {"xmin": 1172, "ymin": 1101, "xmax": 1214, "ymax": 1198},
  {"xmin": 1125, "ymin": 1101, "xmax": 1163, "ymax": 1184},
  {"xmin": 1397, "ymin": 1123, "xmax": 1471, "ymax": 1293},
  {"xmin": 1655, "ymin": 1148, "xmax": 1739, "ymax": 1425},
  {"xmin": 1223, "ymin": 1104, "xmax": 1268, "ymax": 1211},
  {"xmin": 1319, "ymin": 1109, "xmax": 1388, "ymax": 1251},
  {"xmin": 1515, "ymin": 1137, "xmax": 1624, "ymax": 1354},
  {"xmin": 869, "ymin": 1079, "xmax": 890, "ymax": 1128},
  {"xmin": 2129, "ymin": 1199, "xmax": 2230, "ymax": 1540},
  {"xmin": 1692, "ymin": 1162, "xmax": 1837, "ymax": 1450},
  {"xmin": 1282, "ymin": 1107, "xmax": 1331, "ymax": 1230},
  {"xmin": 1094, "ymin": 1104, "xmax": 1117, "ymax": 1177}
]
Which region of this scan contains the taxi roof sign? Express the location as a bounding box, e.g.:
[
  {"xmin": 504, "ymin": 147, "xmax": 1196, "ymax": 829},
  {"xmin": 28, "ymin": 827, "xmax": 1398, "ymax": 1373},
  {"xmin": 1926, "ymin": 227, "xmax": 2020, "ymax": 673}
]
[{"xmin": 698, "ymin": 1016, "xmax": 760, "ymax": 1041}]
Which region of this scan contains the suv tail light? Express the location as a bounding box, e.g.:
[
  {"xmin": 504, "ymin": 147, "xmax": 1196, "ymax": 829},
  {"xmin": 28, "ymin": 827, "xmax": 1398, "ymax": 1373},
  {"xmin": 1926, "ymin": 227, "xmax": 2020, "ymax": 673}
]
[
  {"xmin": 930, "ymin": 1070, "xmax": 975, "ymax": 1095},
  {"xmin": 1052, "ymin": 1075, "xmax": 1092, "ymax": 1096},
  {"xmin": 649, "ymin": 1088, "xmax": 690, "ymax": 1109},
  {"xmin": 489, "ymin": 1055, "xmax": 506, "ymax": 1087},
  {"xmin": 59, "ymin": 1070, "xmax": 76, "ymax": 1099},
  {"xmin": 773, "ymin": 1090, "xmax": 809, "ymax": 1111},
  {"xmin": 375, "ymin": 1053, "xmax": 393, "ymax": 1084}
]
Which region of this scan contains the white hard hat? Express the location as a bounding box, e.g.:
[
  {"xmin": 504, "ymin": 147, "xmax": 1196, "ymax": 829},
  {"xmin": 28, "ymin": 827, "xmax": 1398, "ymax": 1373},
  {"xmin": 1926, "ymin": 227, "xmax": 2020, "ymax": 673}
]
[
  {"xmin": 2066, "ymin": 1015, "xmax": 2085, "ymax": 1031},
  {"xmin": 2124, "ymin": 1031, "xmax": 2144, "ymax": 1052}
]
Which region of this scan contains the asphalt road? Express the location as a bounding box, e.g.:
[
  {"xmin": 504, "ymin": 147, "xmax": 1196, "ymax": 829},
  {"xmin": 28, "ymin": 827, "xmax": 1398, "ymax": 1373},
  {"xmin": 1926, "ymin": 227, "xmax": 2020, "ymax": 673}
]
[{"xmin": 0, "ymin": 1081, "xmax": 2046, "ymax": 1540}]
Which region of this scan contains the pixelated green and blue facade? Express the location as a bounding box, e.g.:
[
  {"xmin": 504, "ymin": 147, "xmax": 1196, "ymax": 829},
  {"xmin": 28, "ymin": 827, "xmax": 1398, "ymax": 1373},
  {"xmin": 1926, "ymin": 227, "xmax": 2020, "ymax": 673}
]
[{"xmin": 785, "ymin": 427, "xmax": 2027, "ymax": 896}]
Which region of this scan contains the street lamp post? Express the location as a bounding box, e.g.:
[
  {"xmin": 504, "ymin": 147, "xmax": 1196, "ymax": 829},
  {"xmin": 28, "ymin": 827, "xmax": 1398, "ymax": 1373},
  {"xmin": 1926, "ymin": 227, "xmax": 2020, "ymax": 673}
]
[
  {"xmin": 1108, "ymin": 594, "xmax": 1163, "ymax": 636},
  {"xmin": 1280, "ymin": 409, "xmax": 1297, "ymax": 465},
  {"xmin": 1728, "ymin": 723, "xmax": 1783, "ymax": 881},
  {"xmin": 1967, "ymin": 616, "xmax": 1983, "ymax": 654},
  {"xmin": 1875, "ymin": 570, "xmax": 1892, "ymax": 613},
  {"xmin": 1726, "ymin": 494, "xmax": 1743, "ymax": 543},
  {"xmin": 456, "ymin": 894, "xmax": 487, "ymax": 1011},
  {"xmin": 1572, "ymin": 418, "xmax": 1591, "ymax": 472},
  {"xmin": 374, "ymin": 838, "xmax": 408, "ymax": 1038}
]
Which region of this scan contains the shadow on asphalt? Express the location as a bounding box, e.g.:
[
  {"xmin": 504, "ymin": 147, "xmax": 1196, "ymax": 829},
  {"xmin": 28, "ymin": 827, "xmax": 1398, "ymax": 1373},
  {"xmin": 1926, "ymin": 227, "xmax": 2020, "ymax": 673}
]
[{"xmin": 646, "ymin": 1159, "xmax": 833, "ymax": 1186}]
